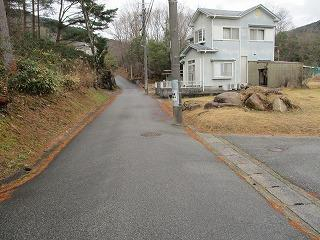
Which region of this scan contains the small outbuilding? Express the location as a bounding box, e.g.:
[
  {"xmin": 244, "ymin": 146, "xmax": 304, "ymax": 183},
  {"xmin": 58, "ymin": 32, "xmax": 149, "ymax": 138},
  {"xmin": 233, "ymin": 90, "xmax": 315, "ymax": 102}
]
[{"xmin": 248, "ymin": 61, "xmax": 304, "ymax": 88}]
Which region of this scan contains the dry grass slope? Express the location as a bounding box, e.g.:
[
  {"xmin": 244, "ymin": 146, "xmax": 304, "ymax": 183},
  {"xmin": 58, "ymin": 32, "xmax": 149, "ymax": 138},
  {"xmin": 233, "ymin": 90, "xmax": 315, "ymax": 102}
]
[
  {"xmin": 182, "ymin": 88, "xmax": 320, "ymax": 136},
  {"xmin": 0, "ymin": 89, "xmax": 110, "ymax": 180}
]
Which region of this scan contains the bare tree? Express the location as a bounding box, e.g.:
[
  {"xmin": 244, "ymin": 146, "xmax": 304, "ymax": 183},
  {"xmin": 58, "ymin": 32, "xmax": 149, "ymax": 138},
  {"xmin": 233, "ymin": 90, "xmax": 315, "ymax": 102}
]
[
  {"xmin": 145, "ymin": 3, "xmax": 191, "ymax": 46},
  {"xmin": 147, "ymin": 6, "xmax": 167, "ymax": 41},
  {"xmin": 275, "ymin": 8, "xmax": 294, "ymax": 33},
  {"xmin": 177, "ymin": 4, "xmax": 192, "ymax": 48},
  {"xmin": 267, "ymin": 5, "xmax": 294, "ymax": 33},
  {"xmin": 110, "ymin": 1, "xmax": 141, "ymax": 43}
]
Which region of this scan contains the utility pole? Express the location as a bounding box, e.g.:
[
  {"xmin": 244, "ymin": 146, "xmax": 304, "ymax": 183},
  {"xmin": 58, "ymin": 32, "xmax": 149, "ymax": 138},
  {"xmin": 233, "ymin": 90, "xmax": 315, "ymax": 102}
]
[
  {"xmin": 142, "ymin": 0, "xmax": 148, "ymax": 94},
  {"xmin": 168, "ymin": 0, "xmax": 182, "ymax": 124}
]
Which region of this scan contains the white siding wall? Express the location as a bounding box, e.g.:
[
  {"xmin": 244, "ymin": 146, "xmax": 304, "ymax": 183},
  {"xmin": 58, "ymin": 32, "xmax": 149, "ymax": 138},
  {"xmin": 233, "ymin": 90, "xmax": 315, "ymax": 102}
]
[
  {"xmin": 211, "ymin": 18, "xmax": 241, "ymax": 86},
  {"xmin": 240, "ymin": 9, "xmax": 275, "ymax": 61},
  {"xmin": 183, "ymin": 50, "xmax": 201, "ymax": 84},
  {"xmin": 193, "ymin": 14, "xmax": 212, "ymax": 46},
  {"xmin": 184, "ymin": 7, "xmax": 276, "ymax": 90}
]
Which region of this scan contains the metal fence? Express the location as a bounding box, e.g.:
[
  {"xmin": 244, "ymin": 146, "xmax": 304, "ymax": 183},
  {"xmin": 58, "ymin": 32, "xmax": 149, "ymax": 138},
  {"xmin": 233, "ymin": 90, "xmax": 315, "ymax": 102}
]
[
  {"xmin": 303, "ymin": 66, "xmax": 320, "ymax": 79},
  {"xmin": 313, "ymin": 67, "xmax": 320, "ymax": 76}
]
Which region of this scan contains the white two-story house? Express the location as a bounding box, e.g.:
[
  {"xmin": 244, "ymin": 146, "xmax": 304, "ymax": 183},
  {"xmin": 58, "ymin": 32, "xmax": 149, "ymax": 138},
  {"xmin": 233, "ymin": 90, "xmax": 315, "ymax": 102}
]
[{"xmin": 181, "ymin": 4, "xmax": 279, "ymax": 91}]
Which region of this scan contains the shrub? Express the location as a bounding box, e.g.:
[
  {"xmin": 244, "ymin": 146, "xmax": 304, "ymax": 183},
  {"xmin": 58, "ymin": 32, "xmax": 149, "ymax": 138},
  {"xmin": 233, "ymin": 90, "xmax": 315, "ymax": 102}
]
[
  {"xmin": 9, "ymin": 59, "xmax": 59, "ymax": 95},
  {"xmin": 13, "ymin": 34, "xmax": 92, "ymax": 68},
  {"xmin": 62, "ymin": 75, "xmax": 81, "ymax": 91}
]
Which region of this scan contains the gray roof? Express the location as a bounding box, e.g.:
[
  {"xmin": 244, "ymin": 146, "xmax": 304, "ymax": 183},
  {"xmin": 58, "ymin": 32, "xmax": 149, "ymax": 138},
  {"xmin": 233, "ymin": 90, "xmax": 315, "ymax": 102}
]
[
  {"xmin": 181, "ymin": 44, "xmax": 218, "ymax": 56},
  {"xmin": 192, "ymin": 4, "xmax": 279, "ymax": 24},
  {"xmin": 199, "ymin": 8, "xmax": 242, "ymax": 17}
]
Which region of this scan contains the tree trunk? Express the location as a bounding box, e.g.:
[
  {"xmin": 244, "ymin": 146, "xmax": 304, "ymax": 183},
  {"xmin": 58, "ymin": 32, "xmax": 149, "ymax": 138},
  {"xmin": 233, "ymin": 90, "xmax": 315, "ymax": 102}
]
[
  {"xmin": 0, "ymin": 0, "xmax": 15, "ymax": 72},
  {"xmin": 37, "ymin": 0, "xmax": 40, "ymax": 38},
  {"xmin": 56, "ymin": 26, "xmax": 62, "ymax": 42},
  {"xmin": 32, "ymin": 0, "xmax": 35, "ymax": 37},
  {"xmin": 56, "ymin": 0, "xmax": 63, "ymax": 43},
  {"xmin": 22, "ymin": 0, "xmax": 26, "ymax": 33},
  {"xmin": 0, "ymin": 0, "xmax": 15, "ymax": 105},
  {"xmin": 80, "ymin": 0, "xmax": 95, "ymax": 55},
  {"xmin": 3, "ymin": 0, "xmax": 8, "ymax": 12}
]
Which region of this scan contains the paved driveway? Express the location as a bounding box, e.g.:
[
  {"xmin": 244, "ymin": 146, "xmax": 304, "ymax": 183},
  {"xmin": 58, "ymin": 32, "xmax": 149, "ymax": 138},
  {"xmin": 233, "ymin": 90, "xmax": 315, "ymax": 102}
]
[
  {"xmin": 224, "ymin": 135, "xmax": 320, "ymax": 197},
  {"xmin": 0, "ymin": 76, "xmax": 307, "ymax": 239}
]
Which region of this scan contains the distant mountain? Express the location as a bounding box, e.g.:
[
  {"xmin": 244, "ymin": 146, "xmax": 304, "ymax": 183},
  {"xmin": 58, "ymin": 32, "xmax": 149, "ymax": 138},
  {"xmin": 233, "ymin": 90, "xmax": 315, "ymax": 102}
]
[{"xmin": 289, "ymin": 20, "xmax": 320, "ymax": 34}]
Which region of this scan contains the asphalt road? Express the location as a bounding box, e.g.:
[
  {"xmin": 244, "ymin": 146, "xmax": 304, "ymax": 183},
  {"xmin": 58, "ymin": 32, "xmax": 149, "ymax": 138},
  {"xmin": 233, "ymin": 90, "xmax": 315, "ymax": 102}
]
[
  {"xmin": 0, "ymin": 76, "xmax": 307, "ymax": 240},
  {"xmin": 224, "ymin": 135, "xmax": 320, "ymax": 197}
]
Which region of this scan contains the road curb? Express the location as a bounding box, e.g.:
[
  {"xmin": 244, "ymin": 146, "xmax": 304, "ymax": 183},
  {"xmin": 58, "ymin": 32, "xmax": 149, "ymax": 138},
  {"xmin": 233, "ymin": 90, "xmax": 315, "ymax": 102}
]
[
  {"xmin": 185, "ymin": 127, "xmax": 320, "ymax": 239},
  {"xmin": 0, "ymin": 90, "xmax": 120, "ymax": 201}
]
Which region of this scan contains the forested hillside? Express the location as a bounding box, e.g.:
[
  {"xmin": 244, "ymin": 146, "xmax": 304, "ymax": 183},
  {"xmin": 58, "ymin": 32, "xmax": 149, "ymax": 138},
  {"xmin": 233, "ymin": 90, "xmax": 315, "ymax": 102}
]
[{"xmin": 276, "ymin": 20, "xmax": 320, "ymax": 66}]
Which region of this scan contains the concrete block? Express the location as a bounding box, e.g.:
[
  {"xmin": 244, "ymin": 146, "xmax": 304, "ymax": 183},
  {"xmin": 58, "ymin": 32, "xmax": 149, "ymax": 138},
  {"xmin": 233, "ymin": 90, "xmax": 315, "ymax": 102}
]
[
  {"xmin": 251, "ymin": 174, "xmax": 286, "ymax": 188},
  {"xmin": 237, "ymin": 163, "xmax": 265, "ymax": 175},
  {"xmin": 226, "ymin": 155, "xmax": 251, "ymax": 165},
  {"xmin": 267, "ymin": 187, "xmax": 311, "ymax": 206},
  {"xmin": 289, "ymin": 204, "xmax": 320, "ymax": 233}
]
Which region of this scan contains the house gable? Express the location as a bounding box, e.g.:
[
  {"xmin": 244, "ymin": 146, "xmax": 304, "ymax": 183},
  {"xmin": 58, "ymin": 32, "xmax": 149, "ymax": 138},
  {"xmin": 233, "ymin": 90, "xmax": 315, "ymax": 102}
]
[
  {"xmin": 240, "ymin": 4, "xmax": 279, "ymax": 22},
  {"xmin": 190, "ymin": 4, "xmax": 279, "ymax": 26}
]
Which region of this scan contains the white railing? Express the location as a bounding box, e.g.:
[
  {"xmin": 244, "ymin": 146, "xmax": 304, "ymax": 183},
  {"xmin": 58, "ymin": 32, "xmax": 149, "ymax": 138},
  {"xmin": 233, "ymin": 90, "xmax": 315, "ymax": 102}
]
[
  {"xmin": 182, "ymin": 81, "xmax": 201, "ymax": 88},
  {"xmin": 156, "ymin": 80, "xmax": 201, "ymax": 89}
]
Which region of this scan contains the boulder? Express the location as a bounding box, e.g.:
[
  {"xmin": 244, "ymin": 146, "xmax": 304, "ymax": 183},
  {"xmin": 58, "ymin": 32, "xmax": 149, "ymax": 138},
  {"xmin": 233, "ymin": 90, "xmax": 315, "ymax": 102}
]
[
  {"xmin": 204, "ymin": 101, "xmax": 241, "ymax": 109},
  {"xmin": 214, "ymin": 92, "xmax": 242, "ymax": 106},
  {"xmin": 204, "ymin": 102, "xmax": 214, "ymax": 109},
  {"xmin": 182, "ymin": 102, "xmax": 201, "ymax": 111},
  {"xmin": 244, "ymin": 93, "xmax": 266, "ymax": 111},
  {"xmin": 280, "ymin": 96, "xmax": 300, "ymax": 110},
  {"xmin": 241, "ymin": 86, "xmax": 282, "ymax": 102},
  {"xmin": 272, "ymin": 97, "xmax": 288, "ymax": 112}
]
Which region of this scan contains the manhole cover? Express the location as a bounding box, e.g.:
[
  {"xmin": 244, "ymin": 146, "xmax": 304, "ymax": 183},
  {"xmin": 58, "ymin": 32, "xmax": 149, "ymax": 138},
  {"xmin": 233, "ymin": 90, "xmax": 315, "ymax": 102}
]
[
  {"xmin": 269, "ymin": 147, "xmax": 284, "ymax": 152},
  {"xmin": 141, "ymin": 132, "xmax": 162, "ymax": 137}
]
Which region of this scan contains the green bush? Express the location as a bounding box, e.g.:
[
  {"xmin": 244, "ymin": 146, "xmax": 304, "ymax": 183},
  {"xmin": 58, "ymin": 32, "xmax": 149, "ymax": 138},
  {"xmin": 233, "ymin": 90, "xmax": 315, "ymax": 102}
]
[
  {"xmin": 9, "ymin": 59, "xmax": 59, "ymax": 95},
  {"xmin": 13, "ymin": 34, "xmax": 92, "ymax": 67}
]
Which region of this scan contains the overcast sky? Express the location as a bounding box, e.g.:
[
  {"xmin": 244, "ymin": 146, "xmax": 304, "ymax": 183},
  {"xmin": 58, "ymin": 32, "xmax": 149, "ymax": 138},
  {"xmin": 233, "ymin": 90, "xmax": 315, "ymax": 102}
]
[{"xmin": 106, "ymin": 0, "xmax": 319, "ymax": 29}]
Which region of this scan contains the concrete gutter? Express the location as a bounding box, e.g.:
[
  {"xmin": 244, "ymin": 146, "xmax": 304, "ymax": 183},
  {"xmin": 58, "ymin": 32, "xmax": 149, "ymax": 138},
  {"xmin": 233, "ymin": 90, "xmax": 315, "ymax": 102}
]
[{"xmin": 184, "ymin": 127, "xmax": 320, "ymax": 239}]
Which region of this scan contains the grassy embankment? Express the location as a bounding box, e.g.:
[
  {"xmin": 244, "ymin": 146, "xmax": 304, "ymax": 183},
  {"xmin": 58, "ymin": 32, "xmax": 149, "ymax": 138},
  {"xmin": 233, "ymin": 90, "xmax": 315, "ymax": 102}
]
[{"xmin": 0, "ymin": 35, "xmax": 113, "ymax": 180}]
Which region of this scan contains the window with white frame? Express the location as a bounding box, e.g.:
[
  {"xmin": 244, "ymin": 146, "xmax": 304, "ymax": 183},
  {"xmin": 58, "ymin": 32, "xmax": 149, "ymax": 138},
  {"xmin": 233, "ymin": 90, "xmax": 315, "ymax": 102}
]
[
  {"xmin": 194, "ymin": 29, "xmax": 205, "ymax": 43},
  {"xmin": 223, "ymin": 27, "xmax": 239, "ymax": 40},
  {"xmin": 250, "ymin": 29, "xmax": 265, "ymax": 40},
  {"xmin": 212, "ymin": 62, "xmax": 233, "ymax": 78},
  {"xmin": 188, "ymin": 60, "xmax": 195, "ymax": 83}
]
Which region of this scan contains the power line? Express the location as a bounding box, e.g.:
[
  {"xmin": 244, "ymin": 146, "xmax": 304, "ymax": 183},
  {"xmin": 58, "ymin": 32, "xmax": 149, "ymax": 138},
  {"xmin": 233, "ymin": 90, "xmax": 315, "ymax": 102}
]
[{"xmin": 145, "ymin": 0, "xmax": 154, "ymax": 25}]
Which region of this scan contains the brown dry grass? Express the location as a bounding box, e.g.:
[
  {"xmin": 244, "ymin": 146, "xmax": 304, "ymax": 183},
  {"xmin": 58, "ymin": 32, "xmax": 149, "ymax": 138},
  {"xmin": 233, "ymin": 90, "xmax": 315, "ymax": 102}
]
[
  {"xmin": 181, "ymin": 88, "xmax": 320, "ymax": 136},
  {"xmin": 306, "ymin": 76, "xmax": 320, "ymax": 89},
  {"xmin": 0, "ymin": 88, "xmax": 111, "ymax": 180}
]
